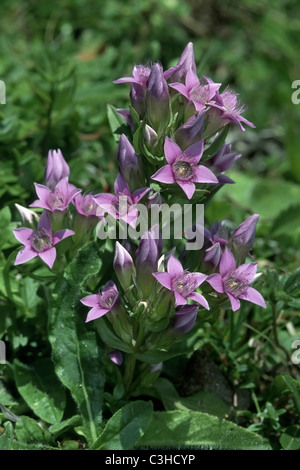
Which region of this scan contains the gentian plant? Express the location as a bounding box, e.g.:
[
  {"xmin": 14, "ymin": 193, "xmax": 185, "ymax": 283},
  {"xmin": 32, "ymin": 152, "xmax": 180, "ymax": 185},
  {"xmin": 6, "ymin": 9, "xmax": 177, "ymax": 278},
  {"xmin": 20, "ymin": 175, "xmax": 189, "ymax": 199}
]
[{"xmin": 11, "ymin": 43, "xmax": 271, "ymax": 451}]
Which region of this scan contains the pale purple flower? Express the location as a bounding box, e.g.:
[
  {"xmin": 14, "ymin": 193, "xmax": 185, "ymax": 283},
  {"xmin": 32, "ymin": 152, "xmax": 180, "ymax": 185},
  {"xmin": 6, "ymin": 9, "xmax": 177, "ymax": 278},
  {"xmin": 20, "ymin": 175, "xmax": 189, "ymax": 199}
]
[
  {"xmin": 164, "ymin": 42, "xmax": 197, "ymax": 83},
  {"xmin": 229, "ymin": 214, "xmax": 259, "ymax": 262},
  {"xmin": 206, "ymin": 247, "xmax": 266, "ymax": 312},
  {"xmin": 44, "ymin": 149, "xmax": 70, "ymax": 189},
  {"xmin": 30, "ymin": 177, "xmax": 81, "ymax": 212},
  {"xmin": 169, "ymin": 70, "xmax": 221, "ymax": 112},
  {"xmin": 153, "ymin": 255, "xmax": 209, "ymax": 309},
  {"xmin": 108, "ymin": 350, "xmax": 123, "ymax": 366},
  {"xmin": 151, "ymin": 137, "xmax": 218, "ymax": 200},
  {"xmin": 13, "ymin": 212, "xmax": 74, "ymax": 269},
  {"xmin": 73, "ymin": 193, "xmax": 99, "ymax": 218},
  {"xmin": 93, "ymin": 173, "xmax": 150, "ymax": 228},
  {"xmin": 114, "ymin": 65, "xmax": 151, "ymax": 116},
  {"xmin": 209, "ymin": 89, "xmax": 255, "ymax": 131},
  {"xmin": 80, "ymin": 281, "xmax": 120, "ymax": 323},
  {"xmin": 172, "ymin": 304, "xmax": 199, "ymax": 334}
]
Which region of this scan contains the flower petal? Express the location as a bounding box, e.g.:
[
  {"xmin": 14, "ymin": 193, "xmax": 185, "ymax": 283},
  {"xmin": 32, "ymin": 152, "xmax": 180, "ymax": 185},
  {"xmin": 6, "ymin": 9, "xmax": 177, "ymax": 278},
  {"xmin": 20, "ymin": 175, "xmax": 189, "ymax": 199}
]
[
  {"xmin": 168, "ymin": 82, "xmax": 190, "ymax": 100},
  {"xmin": 184, "ymin": 140, "xmax": 204, "ymax": 163},
  {"xmin": 227, "ymin": 293, "xmax": 241, "ymax": 311},
  {"xmin": 234, "ymin": 262, "xmax": 258, "ymax": 283},
  {"xmin": 132, "ymin": 187, "xmax": 150, "ymax": 204},
  {"xmin": 220, "ymin": 247, "xmax": 236, "ymax": 277},
  {"xmin": 114, "ymin": 173, "xmax": 131, "ymax": 198},
  {"xmin": 33, "ymin": 183, "xmax": 50, "ymax": 205},
  {"xmin": 53, "ymin": 229, "xmax": 75, "ymax": 245},
  {"xmin": 206, "ymin": 273, "xmax": 224, "ymax": 293},
  {"xmin": 38, "ymin": 211, "xmax": 52, "ymax": 233},
  {"xmin": 13, "ymin": 228, "xmax": 34, "ymax": 245},
  {"xmin": 176, "ymin": 180, "xmax": 195, "ymax": 200},
  {"xmin": 189, "ymin": 272, "xmax": 207, "ymax": 288},
  {"xmin": 85, "ymin": 307, "xmax": 109, "ymax": 323},
  {"xmin": 167, "ymin": 255, "xmax": 184, "ymax": 278},
  {"xmin": 15, "ymin": 246, "xmax": 37, "ymax": 265},
  {"xmin": 174, "ymin": 290, "xmax": 187, "ymax": 306},
  {"xmin": 239, "ymin": 287, "xmax": 266, "ymax": 309},
  {"xmin": 80, "ymin": 294, "xmax": 99, "ymax": 308},
  {"xmin": 151, "ymin": 165, "xmax": 175, "ymax": 184},
  {"xmin": 193, "ymin": 166, "xmax": 219, "ymax": 184},
  {"xmin": 152, "ymin": 272, "xmax": 172, "ymax": 290},
  {"xmin": 164, "ymin": 137, "xmax": 182, "ymax": 165},
  {"xmin": 39, "ymin": 247, "xmax": 56, "ymax": 269},
  {"xmin": 188, "ymin": 292, "xmax": 210, "ymax": 310}
]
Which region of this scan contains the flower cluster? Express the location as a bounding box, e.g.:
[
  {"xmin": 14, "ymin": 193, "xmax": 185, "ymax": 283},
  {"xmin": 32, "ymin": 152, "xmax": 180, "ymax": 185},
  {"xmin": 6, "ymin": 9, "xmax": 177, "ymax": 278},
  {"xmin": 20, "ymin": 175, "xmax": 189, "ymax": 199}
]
[{"xmin": 13, "ymin": 43, "xmax": 266, "ymax": 391}]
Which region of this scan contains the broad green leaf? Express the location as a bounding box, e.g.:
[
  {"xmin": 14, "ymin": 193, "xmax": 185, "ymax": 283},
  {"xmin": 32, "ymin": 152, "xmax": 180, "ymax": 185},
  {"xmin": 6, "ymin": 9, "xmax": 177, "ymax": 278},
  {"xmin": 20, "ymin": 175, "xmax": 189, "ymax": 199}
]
[
  {"xmin": 138, "ymin": 410, "xmax": 271, "ymax": 450},
  {"xmin": 95, "ymin": 317, "xmax": 132, "ymax": 354},
  {"xmin": 271, "ymin": 204, "xmax": 300, "ymax": 238},
  {"xmin": 15, "ymin": 416, "xmax": 53, "ymax": 445},
  {"xmin": 0, "ymin": 422, "xmax": 14, "ymax": 450},
  {"xmin": 13, "ymin": 358, "xmax": 66, "ymax": 425},
  {"xmin": 153, "ymin": 378, "xmax": 229, "ymax": 418},
  {"xmin": 92, "ymin": 400, "xmax": 153, "ymax": 450},
  {"xmin": 49, "ymin": 242, "xmax": 105, "ymax": 446},
  {"xmin": 280, "ymin": 425, "xmax": 300, "ymax": 450}
]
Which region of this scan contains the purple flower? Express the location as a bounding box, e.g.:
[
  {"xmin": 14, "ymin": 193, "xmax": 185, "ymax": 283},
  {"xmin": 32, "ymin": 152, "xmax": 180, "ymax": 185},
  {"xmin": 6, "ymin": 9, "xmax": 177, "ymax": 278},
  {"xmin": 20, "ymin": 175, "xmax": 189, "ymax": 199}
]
[
  {"xmin": 113, "ymin": 241, "xmax": 135, "ymax": 290},
  {"xmin": 146, "ymin": 63, "xmax": 170, "ymax": 130},
  {"xmin": 165, "ymin": 42, "xmax": 197, "ymax": 83},
  {"xmin": 44, "ymin": 149, "xmax": 70, "ymax": 189},
  {"xmin": 73, "ymin": 193, "xmax": 99, "ymax": 218},
  {"xmin": 153, "ymin": 255, "xmax": 209, "ymax": 308},
  {"xmin": 229, "ymin": 214, "xmax": 259, "ymax": 262},
  {"xmin": 172, "ymin": 304, "xmax": 199, "ymax": 334},
  {"xmin": 114, "ymin": 65, "xmax": 151, "ymax": 116},
  {"xmin": 80, "ymin": 281, "xmax": 120, "ymax": 323},
  {"xmin": 13, "ymin": 211, "xmax": 74, "ymax": 269},
  {"xmin": 30, "ymin": 177, "xmax": 81, "ymax": 212},
  {"xmin": 151, "ymin": 137, "xmax": 218, "ymax": 199},
  {"xmin": 209, "ymin": 143, "xmax": 241, "ymax": 175},
  {"xmin": 169, "ymin": 70, "xmax": 221, "ymax": 112},
  {"xmin": 108, "ymin": 350, "xmax": 123, "ymax": 366},
  {"xmin": 210, "ymin": 89, "xmax": 255, "ymax": 131},
  {"xmin": 206, "ymin": 247, "xmax": 266, "ymax": 312},
  {"xmin": 136, "ymin": 225, "xmax": 163, "ymax": 297},
  {"xmin": 93, "ymin": 173, "xmax": 150, "ymax": 228}
]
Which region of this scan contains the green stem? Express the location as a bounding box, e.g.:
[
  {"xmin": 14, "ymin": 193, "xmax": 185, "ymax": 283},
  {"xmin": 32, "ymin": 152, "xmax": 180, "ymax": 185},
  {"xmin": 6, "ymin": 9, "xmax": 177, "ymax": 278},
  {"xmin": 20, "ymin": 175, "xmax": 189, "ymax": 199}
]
[{"xmin": 123, "ymin": 324, "xmax": 145, "ymax": 396}]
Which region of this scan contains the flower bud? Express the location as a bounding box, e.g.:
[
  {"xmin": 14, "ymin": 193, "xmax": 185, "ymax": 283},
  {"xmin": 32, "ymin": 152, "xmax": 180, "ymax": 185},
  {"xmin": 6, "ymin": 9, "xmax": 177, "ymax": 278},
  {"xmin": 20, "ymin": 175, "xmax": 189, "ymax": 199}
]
[
  {"xmin": 113, "ymin": 241, "xmax": 135, "ymax": 291},
  {"xmin": 15, "ymin": 204, "xmax": 38, "ymax": 227},
  {"xmin": 108, "ymin": 350, "xmax": 123, "ymax": 366},
  {"xmin": 135, "ymin": 225, "xmax": 163, "ymax": 298},
  {"xmin": 146, "ymin": 63, "xmax": 170, "ymax": 132},
  {"xmin": 117, "ymin": 134, "xmax": 144, "ymax": 191},
  {"xmin": 204, "ymin": 242, "xmax": 222, "ymax": 269},
  {"xmin": 165, "ymin": 42, "xmax": 197, "ymax": 84},
  {"xmin": 172, "ymin": 304, "xmax": 199, "ymax": 334},
  {"xmin": 229, "ymin": 214, "xmax": 259, "ymax": 262},
  {"xmin": 175, "ymin": 111, "xmax": 206, "ymax": 150},
  {"xmin": 44, "ymin": 149, "xmax": 70, "ymax": 189}
]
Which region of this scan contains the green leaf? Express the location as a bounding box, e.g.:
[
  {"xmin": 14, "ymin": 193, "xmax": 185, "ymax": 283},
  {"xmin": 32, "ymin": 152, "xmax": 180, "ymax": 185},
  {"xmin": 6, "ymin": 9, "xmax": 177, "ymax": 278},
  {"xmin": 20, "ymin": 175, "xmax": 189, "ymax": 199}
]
[
  {"xmin": 95, "ymin": 317, "xmax": 132, "ymax": 353},
  {"xmin": 271, "ymin": 204, "xmax": 300, "ymax": 238},
  {"xmin": 268, "ymin": 375, "xmax": 300, "ymax": 416},
  {"xmin": 15, "ymin": 416, "xmax": 53, "ymax": 445},
  {"xmin": 153, "ymin": 378, "xmax": 229, "ymax": 418},
  {"xmin": 202, "ymin": 126, "xmax": 229, "ymax": 161},
  {"xmin": 0, "ymin": 422, "xmax": 14, "ymax": 450},
  {"xmin": 280, "ymin": 425, "xmax": 300, "ymax": 450},
  {"xmin": 48, "ymin": 415, "xmax": 82, "ymax": 437},
  {"xmin": 92, "ymin": 400, "xmax": 153, "ymax": 450},
  {"xmin": 107, "ymin": 104, "xmax": 131, "ymax": 143},
  {"xmin": 138, "ymin": 410, "xmax": 271, "ymax": 450},
  {"xmin": 284, "ymin": 269, "xmax": 300, "ymax": 296},
  {"xmin": 13, "ymin": 358, "xmax": 66, "ymax": 425},
  {"xmin": 49, "ymin": 242, "xmax": 105, "ymax": 446}
]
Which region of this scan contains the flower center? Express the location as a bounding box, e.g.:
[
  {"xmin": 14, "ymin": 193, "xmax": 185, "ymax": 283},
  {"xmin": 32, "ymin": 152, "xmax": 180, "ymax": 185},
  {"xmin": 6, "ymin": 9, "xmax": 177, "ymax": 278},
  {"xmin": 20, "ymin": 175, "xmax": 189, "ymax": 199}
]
[
  {"xmin": 224, "ymin": 274, "xmax": 248, "ymax": 297},
  {"xmin": 48, "ymin": 190, "xmax": 65, "ymax": 209},
  {"xmin": 30, "ymin": 229, "xmax": 52, "ymax": 253},
  {"xmin": 172, "ymin": 161, "xmax": 193, "ymax": 181},
  {"xmin": 113, "ymin": 195, "xmax": 131, "ymax": 216},
  {"xmin": 172, "ymin": 272, "xmax": 198, "ymax": 297},
  {"xmin": 99, "ymin": 289, "xmax": 118, "ymax": 310},
  {"xmin": 190, "ymin": 84, "xmax": 210, "ymax": 105}
]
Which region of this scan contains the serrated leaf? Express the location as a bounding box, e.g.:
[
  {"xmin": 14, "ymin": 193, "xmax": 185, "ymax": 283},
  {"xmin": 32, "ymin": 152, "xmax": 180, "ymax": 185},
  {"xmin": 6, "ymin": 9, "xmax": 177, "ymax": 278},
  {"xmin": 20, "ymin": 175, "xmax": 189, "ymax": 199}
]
[{"xmin": 92, "ymin": 400, "xmax": 153, "ymax": 450}]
